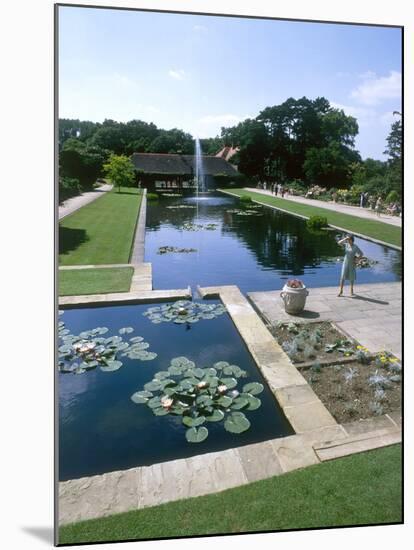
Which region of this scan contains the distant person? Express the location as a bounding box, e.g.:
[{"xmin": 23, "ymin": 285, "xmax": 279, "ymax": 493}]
[
  {"xmin": 337, "ymin": 235, "xmax": 363, "ymax": 297},
  {"xmin": 332, "ymin": 191, "xmax": 338, "ymax": 203},
  {"xmin": 273, "ymin": 182, "xmax": 278, "ymax": 195},
  {"xmin": 264, "ymin": 182, "xmax": 267, "ymax": 191},
  {"xmin": 360, "ymin": 192, "xmax": 364, "ymax": 208},
  {"xmin": 369, "ymin": 196, "xmax": 376, "ymax": 210},
  {"xmin": 375, "ymin": 196, "xmax": 382, "ymax": 217},
  {"xmin": 281, "ymin": 185, "xmax": 285, "ymax": 198}
]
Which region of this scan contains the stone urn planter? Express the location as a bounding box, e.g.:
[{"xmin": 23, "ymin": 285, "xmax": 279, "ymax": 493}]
[{"xmin": 280, "ymin": 279, "xmax": 309, "ymax": 314}]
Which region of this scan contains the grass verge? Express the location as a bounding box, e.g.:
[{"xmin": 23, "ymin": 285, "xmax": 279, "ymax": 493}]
[
  {"xmin": 59, "ymin": 187, "xmax": 142, "ymax": 265},
  {"xmin": 59, "ymin": 267, "xmax": 134, "ymax": 296},
  {"xmin": 59, "ymin": 444, "xmax": 401, "ymax": 544},
  {"xmin": 221, "ymin": 189, "xmax": 401, "ymax": 248}
]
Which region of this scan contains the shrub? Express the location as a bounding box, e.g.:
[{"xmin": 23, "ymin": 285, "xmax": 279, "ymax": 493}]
[
  {"xmin": 59, "ymin": 176, "xmax": 81, "ymax": 203},
  {"xmin": 239, "ymin": 194, "xmax": 252, "ymax": 204},
  {"xmin": 386, "ymin": 190, "xmax": 399, "ymax": 204},
  {"xmin": 306, "ymin": 215, "xmax": 328, "ymax": 230},
  {"xmin": 147, "ymin": 192, "xmax": 159, "ymax": 201}
]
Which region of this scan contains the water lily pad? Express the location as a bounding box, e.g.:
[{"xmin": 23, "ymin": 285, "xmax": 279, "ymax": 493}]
[
  {"xmin": 130, "ymin": 336, "xmax": 144, "ymax": 343},
  {"xmin": 119, "ymin": 327, "xmax": 134, "ymax": 334},
  {"xmin": 196, "ymin": 395, "xmax": 213, "ymax": 407},
  {"xmin": 242, "ymin": 382, "xmax": 264, "ymax": 395},
  {"xmin": 205, "ymin": 409, "xmax": 225, "ymax": 422},
  {"xmin": 147, "ymin": 396, "xmax": 163, "ymax": 409},
  {"xmin": 220, "ymin": 377, "xmax": 237, "ymax": 389},
  {"xmin": 182, "ymin": 415, "xmax": 206, "ymax": 427},
  {"xmin": 152, "ymin": 407, "xmax": 170, "ymax": 416},
  {"xmin": 214, "ymin": 361, "xmax": 229, "ymax": 370},
  {"xmin": 185, "ymin": 426, "xmax": 208, "ymax": 443},
  {"xmin": 245, "ymin": 394, "xmax": 262, "ymax": 411},
  {"xmin": 154, "ymin": 371, "xmax": 170, "ymax": 380},
  {"xmin": 231, "ymin": 396, "xmax": 249, "ymax": 410},
  {"xmin": 131, "ymin": 390, "xmax": 153, "ymax": 404},
  {"xmin": 144, "ymin": 380, "xmax": 163, "ymax": 392},
  {"xmin": 100, "ymin": 360, "xmax": 123, "ymax": 372},
  {"xmin": 217, "ymin": 395, "xmax": 233, "ymax": 408},
  {"xmin": 224, "ymin": 412, "xmax": 251, "ymax": 434}
]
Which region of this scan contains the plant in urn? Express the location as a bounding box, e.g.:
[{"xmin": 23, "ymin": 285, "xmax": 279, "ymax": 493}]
[{"xmin": 280, "ymin": 279, "xmax": 309, "ymax": 314}]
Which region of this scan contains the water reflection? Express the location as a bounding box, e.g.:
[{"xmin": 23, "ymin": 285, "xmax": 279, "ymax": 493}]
[{"xmin": 145, "ymin": 194, "xmax": 401, "ymax": 293}]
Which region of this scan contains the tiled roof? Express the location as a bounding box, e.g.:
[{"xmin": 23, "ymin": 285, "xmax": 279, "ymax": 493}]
[{"xmin": 131, "ymin": 153, "xmax": 238, "ymax": 176}]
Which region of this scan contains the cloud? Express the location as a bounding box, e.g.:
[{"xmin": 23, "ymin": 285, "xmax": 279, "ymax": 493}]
[
  {"xmin": 350, "ymin": 70, "xmax": 401, "ymax": 105},
  {"xmin": 168, "ymin": 69, "xmax": 186, "ymax": 80},
  {"xmin": 198, "ymin": 114, "xmax": 251, "ymax": 126}
]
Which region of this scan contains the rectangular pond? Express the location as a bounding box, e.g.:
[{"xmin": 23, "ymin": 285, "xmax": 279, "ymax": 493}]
[
  {"xmin": 145, "ymin": 193, "xmax": 401, "ymax": 294},
  {"xmin": 58, "ymin": 301, "xmax": 293, "ymax": 481}
]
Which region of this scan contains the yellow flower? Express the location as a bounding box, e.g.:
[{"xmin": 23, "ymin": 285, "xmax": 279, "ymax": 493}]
[
  {"xmin": 390, "ymin": 358, "xmax": 398, "ymax": 363},
  {"xmin": 356, "ymin": 345, "xmax": 363, "ymax": 350}
]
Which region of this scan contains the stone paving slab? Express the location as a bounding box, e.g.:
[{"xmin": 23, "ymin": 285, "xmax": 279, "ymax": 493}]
[
  {"xmin": 59, "ymin": 287, "xmax": 192, "ymax": 307},
  {"xmin": 59, "ymin": 184, "xmax": 113, "ymax": 220},
  {"xmin": 249, "ymin": 282, "xmax": 401, "ymax": 359},
  {"xmin": 59, "ymin": 468, "xmax": 139, "ymax": 525},
  {"xmin": 341, "ymin": 415, "xmax": 397, "ymax": 436},
  {"xmin": 237, "ymin": 441, "xmax": 283, "ymax": 482},
  {"xmin": 314, "ymin": 427, "xmax": 401, "ymax": 461},
  {"xmin": 130, "ymin": 263, "xmax": 152, "ymax": 292}
]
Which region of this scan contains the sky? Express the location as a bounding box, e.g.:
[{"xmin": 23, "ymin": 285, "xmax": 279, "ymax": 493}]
[{"xmin": 58, "ymin": 6, "xmax": 402, "ymax": 160}]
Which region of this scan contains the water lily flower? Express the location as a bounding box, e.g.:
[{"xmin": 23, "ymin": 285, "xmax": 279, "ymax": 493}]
[
  {"xmin": 161, "ymin": 397, "xmax": 173, "ymax": 408},
  {"xmin": 218, "ymin": 384, "xmax": 228, "ymax": 393},
  {"xmin": 197, "ymin": 381, "xmax": 208, "ymax": 389}
]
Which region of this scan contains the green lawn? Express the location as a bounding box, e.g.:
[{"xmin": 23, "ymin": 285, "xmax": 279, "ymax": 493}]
[
  {"xmin": 59, "ymin": 267, "xmax": 134, "ymax": 296},
  {"xmin": 59, "ymin": 444, "xmax": 402, "ymax": 544},
  {"xmin": 59, "ymin": 187, "xmax": 142, "ymax": 265},
  {"xmin": 221, "ymin": 189, "xmax": 401, "ymax": 248}
]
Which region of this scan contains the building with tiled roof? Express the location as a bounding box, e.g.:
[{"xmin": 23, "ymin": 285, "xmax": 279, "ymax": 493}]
[{"xmin": 131, "ymin": 153, "xmax": 239, "ymax": 191}]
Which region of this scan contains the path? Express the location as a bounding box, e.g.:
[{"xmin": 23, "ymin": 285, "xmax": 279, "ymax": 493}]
[
  {"xmin": 246, "ymin": 187, "xmax": 402, "ymax": 227},
  {"xmin": 249, "ymin": 281, "xmax": 402, "ymax": 359},
  {"xmin": 58, "ymin": 184, "xmax": 112, "ymax": 220}
]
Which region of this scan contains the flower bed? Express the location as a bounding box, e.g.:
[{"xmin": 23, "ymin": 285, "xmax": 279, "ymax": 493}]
[
  {"xmin": 302, "ymin": 357, "xmax": 401, "ymax": 423},
  {"xmin": 269, "ymin": 321, "xmax": 357, "ymax": 364}
]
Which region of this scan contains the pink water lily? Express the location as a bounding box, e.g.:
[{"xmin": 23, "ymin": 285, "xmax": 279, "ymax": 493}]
[{"xmin": 161, "ymin": 397, "xmax": 173, "ymax": 409}]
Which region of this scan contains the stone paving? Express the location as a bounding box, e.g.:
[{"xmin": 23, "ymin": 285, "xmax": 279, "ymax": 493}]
[
  {"xmin": 130, "ymin": 189, "xmax": 147, "ymax": 264},
  {"xmin": 245, "ymin": 187, "xmax": 402, "ymax": 227},
  {"xmin": 58, "ymin": 184, "xmax": 112, "ymax": 220},
  {"xmin": 249, "ymin": 282, "xmax": 402, "ymax": 359},
  {"xmin": 58, "ymin": 286, "xmax": 191, "ymax": 307}
]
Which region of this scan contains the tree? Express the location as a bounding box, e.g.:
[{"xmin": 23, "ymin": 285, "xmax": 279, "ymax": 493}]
[
  {"xmin": 304, "ymin": 143, "xmax": 360, "ymax": 187},
  {"xmin": 103, "ymin": 154, "xmax": 135, "ymax": 192},
  {"xmin": 60, "ymin": 138, "xmax": 108, "ymax": 188},
  {"xmin": 383, "ymin": 114, "xmax": 402, "ymax": 198}
]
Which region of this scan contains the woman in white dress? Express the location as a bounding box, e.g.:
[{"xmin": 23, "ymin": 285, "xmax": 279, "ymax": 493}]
[{"xmin": 337, "ymin": 235, "xmax": 363, "ymax": 297}]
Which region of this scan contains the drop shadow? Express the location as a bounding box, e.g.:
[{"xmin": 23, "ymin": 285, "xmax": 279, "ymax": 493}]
[
  {"xmin": 285, "ymin": 310, "xmax": 320, "ymax": 319},
  {"xmin": 350, "ymin": 294, "xmax": 389, "ymax": 305},
  {"xmin": 59, "ymin": 226, "xmax": 89, "ymax": 255},
  {"xmin": 21, "ymin": 526, "xmax": 54, "ymax": 544}
]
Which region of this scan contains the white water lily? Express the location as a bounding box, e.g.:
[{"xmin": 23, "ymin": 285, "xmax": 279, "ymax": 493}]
[
  {"xmin": 218, "ymin": 384, "xmax": 228, "ymax": 393},
  {"xmin": 197, "ymin": 381, "xmax": 208, "ymax": 389},
  {"xmin": 161, "ymin": 397, "xmax": 174, "ymax": 409}
]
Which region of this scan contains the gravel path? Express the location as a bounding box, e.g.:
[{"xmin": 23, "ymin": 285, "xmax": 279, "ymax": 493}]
[{"xmin": 245, "ymin": 187, "xmax": 402, "ymax": 227}]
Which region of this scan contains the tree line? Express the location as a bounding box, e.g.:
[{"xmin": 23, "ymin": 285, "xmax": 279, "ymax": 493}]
[{"xmin": 58, "ymin": 97, "xmax": 402, "ymax": 202}]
